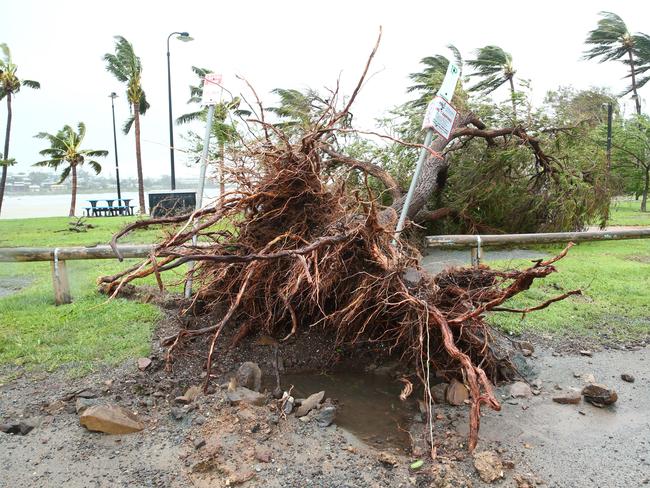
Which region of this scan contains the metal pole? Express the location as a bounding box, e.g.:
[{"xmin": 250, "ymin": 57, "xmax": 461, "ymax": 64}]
[
  {"xmin": 166, "ymin": 34, "xmax": 176, "ymax": 191},
  {"xmin": 196, "ymin": 105, "xmax": 215, "ymax": 208},
  {"xmin": 184, "ymin": 104, "xmax": 215, "ymax": 298},
  {"xmin": 110, "ymin": 93, "xmax": 122, "ymax": 202},
  {"xmin": 606, "ymin": 102, "xmax": 613, "ymax": 172},
  {"xmin": 393, "ymin": 129, "xmax": 434, "ymax": 243}
]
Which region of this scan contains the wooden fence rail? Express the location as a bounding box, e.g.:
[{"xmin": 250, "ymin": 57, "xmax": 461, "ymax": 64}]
[{"xmin": 0, "ymin": 228, "xmax": 648, "ymax": 305}]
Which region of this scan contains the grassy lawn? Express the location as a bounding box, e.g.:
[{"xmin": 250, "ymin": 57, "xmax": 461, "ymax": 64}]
[
  {"xmin": 607, "ymin": 198, "xmax": 650, "ymax": 226},
  {"xmin": 0, "ymin": 216, "xmax": 166, "ymax": 376},
  {"xmin": 489, "ymin": 238, "xmax": 650, "ymax": 342}
]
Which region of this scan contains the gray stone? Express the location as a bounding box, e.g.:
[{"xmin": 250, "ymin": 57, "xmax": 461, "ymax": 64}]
[
  {"xmin": 170, "ymin": 407, "xmax": 186, "ymax": 421},
  {"xmin": 193, "ymin": 437, "xmax": 206, "ymax": 449},
  {"xmin": 0, "ymin": 421, "xmax": 34, "ymax": 436},
  {"xmin": 431, "ymin": 382, "xmax": 448, "ymax": 403},
  {"xmin": 75, "ymin": 397, "xmax": 98, "ymax": 414},
  {"xmin": 236, "ymin": 362, "xmax": 262, "ymax": 392},
  {"xmin": 621, "ymin": 373, "xmax": 635, "ymax": 383},
  {"xmin": 295, "ymin": 391, "xmax": 325, "ymax": 417},
  {"xmin": 226, "ymin": 387, "xmax": 266, "ymax": 406},
  {"xmin": 315, "ymin": 406, "xmax": 337, "ymax": 427},
  {"xmin": 509, "ymin": 381, "xmax": 532, "ymax": 399},
  {"xmin": 402, "ymin": 267, "xmax": 423, "ymax": 286}
]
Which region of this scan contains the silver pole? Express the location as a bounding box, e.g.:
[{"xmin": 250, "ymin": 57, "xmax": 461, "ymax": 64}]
[
  {"xmin": 393, "ymin": 129, "xmax": 434, "ymax": 243},
  {"xmin": 185, "ymin": 104, "xmax": 216, "ymax": 298}
]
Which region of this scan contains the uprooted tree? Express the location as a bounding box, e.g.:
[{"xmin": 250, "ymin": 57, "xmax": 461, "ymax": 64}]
[{"xmin": 99, "ymin": 32, "xmax": 584, "ymax": 452}]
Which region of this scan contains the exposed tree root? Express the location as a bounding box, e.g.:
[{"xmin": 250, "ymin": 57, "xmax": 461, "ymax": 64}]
[{"xmin": 99, "ymin": 31, "xmax": 575, "ymax": 451}]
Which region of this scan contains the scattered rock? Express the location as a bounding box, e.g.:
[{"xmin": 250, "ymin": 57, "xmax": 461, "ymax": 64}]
[
  {"xmin": 531, "ymin": 378, "xmax": 542, "ymax": 389},
  {"xmin": 582, "ymin": 384, "xmax": 618, "ymax": 406},
  {"xmin": 235, "ymin": 362, "xmax": 262, "ymax": 392},
  {"xmin": 137, "ymin": 357, "xmax": 152, "ymax": 371},
  {"xmin": 226, "ymin": 387, "xmax": 266, "ymax": 407},
  {"xmin": 193, "ymin": 437, "xmax": 206, "ymax": 449},
  {"xmin": 175, "ymin": 385, "xmax": 202, "ymax": 404},
  {"xmin": 473, "ymin": 450, "xmax": 503, "ymax": 483},
  {"xmin": 76, "ymin": 388, "xmax": 98, "ymax": 399},
  {"xmin": 509, "ymin": 381, "xmax": 532, "ymax": 399},
  {"xmin": 0, "ymin": 421, "xmax": 34, "ymax": 436},
  {"xmin": 43, "ymin": 400, "xmax": 66, "ymax": 415},
  {"xmin": 75, "ymin": 397, "xmax": 98, "ymax": 414},
  {"xmin": 513, "ymin": 473, "xmax": 538, "ymax": 488},
  {"xmin": 517, "ymin": 341, "xmax": 535, "ymax": 357},
  {"xmin": 170, "ymin": 407, "xmax": 185, "ymax": 421},
  {"xmin": 295, "ymin": 391, "xmax": 325, "ymax": 417},
  {"xmin": 378, "ymin": 451, "xmax": 398, "ymax": 467},
  {"xmin": 255, "ymin": 446, "xmax": 272, "ymax": 463},
  {"xmin": 579, "ymin": 350, "xmax": 593, "ymax": 357},
  {"xmin": 282, "ymin": 394, "xmax": 295, "ymax": 415},
  {"xmin": 582, "ymin": 374, "xmax": 596, "ymax": 384},
  {"xmin": 552, "ymin": 390, "xmax": 581, "ymax": 405},
  {"xmin": 315, "ymin": 406, "xmax": 337, "ymax": 427},
  {"xmin": 79, "ymin": 404, "xmax": 144, "ymax": 434},
  {"xmin": 431, "ymin": 382, "xmax": 448, "ymax": 403},
  {"xmin": 446, "ymin": 379, "xmax": 469, "ymax": 406},
  {"xmin": 621, "ymin": 373, "xmax": 635, "ymax": 383}
]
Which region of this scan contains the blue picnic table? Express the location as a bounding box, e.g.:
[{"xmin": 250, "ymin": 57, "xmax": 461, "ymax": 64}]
[{"xmin": 84, "ymin": 198, "xmax": 134, "ymax": 217}]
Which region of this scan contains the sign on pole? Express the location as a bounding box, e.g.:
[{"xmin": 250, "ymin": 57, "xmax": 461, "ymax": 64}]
[
  {"xmin": 201, "ymin": 73, "xmax": 223, "ymax": 106},
  {"xmin": 437, "ymin": 62, "xmax": 460, "ymax": 102},
  {"xmin": 422, "ymin": 95, "xmax": 458, "ymax": 140}
]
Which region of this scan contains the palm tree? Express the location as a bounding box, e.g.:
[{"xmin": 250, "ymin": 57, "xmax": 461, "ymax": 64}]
[
  {"xmin": 583, "ymin": 12, "xmax": 650, "ymax": 115},
  {"xmin": 0, "ymin": 43, "xmax": 40, "ymax": 215},
  {"xmin": 33, "ymin": 122, "xmax": 107, "ymax": 216},
  {"xmin": 466, "ymin": 45, "xmax": 517, "ymax": 116},
  {"xmin": 104, "ymin": 36, "xmax": 149, "ymax": 213},
  {"xmin": 407, "ymin": 45, "xmax": 462, "ymax": 109},
  {"xmin": 177, "ymin": 67, "xmax": 249, "ymax": 196}
]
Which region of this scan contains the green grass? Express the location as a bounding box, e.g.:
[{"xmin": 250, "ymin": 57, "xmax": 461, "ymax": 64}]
[
  {"xmin": 489, "ymin": 239, "xmax": 650, "ymax": 342},
  {"xmin": 607, "ymin": 198, "xmax": 650, "ymax": 227},
  {"xmin": 0, "ymin": 215, "xmax": 161, "ymax": 247},
  {"xmin": 0, "ymin": 216, "xmax": 165, "ymax": 375}
]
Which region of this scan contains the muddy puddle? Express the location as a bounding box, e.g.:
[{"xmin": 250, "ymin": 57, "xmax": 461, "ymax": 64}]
[{"xmin": 279, "ymin": 371, "xmax": 417, "ymax": 452}]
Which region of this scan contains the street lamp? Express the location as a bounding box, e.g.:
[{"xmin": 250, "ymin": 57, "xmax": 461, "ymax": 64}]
[
  {"xmin": 109, "ymin": 92, "xmax": 122, "ymax": 202},
  {"xmin": 167, "ymin": 31, "xmax": 193, "ymax": 191}
]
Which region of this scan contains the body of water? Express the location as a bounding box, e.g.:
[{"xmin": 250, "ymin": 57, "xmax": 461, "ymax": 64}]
[{"xmin": 1, "ymin": 190, "xmax": 220, "ymax": 219}]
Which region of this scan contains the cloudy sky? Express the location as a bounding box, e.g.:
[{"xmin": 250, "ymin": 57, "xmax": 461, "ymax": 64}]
[{"xmin": 2, "ymin": 0, "xmax": 648, "ymax": 183}]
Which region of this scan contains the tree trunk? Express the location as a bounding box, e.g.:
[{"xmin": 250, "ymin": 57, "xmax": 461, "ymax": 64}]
[
  {"xmin": 628, "ymin": 49, "xmax": 642, "ymax": 116},
  {"xmin": 641, "ymin": 166, "xmax": 649, "ymax": 212},
  {"xmin": 389, "ymin": 120, "xmax": 460, "ymax": 221},
  {"xmin": 133, "ymin": 103, "xmax": 146, "ymax": 214},
  {"xmin": 219, "ymin": 140, "xmax": 225, "ymax": 203},
  {"xmin": 69, "ymin": 164, "xmax": 77, "ymax": 217},
  {"xmin": 0, "ymin": 93, "xmax": 13, "ymax": 216},
  {"xmin": 508, "ymin": 77, "xmax": 518, "ymax": 119}
]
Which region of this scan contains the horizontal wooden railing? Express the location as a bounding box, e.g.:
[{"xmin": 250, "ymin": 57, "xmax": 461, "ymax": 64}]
[
  {"xmin": 1, "ymin": 228, "xmax": 648, "ymax": 305},
  {"xmin": 426, "ymin": 228, "xmax": 650, "ymax": 249}
]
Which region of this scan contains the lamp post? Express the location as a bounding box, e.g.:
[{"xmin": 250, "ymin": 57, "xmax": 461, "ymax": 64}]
[
  {"xmin": 167, "ymin": 31, "xmax": 193, "ymax": 190},
  {"xmin": 109, "ymin": 92, "xmax": 122, "ymax": 202}
]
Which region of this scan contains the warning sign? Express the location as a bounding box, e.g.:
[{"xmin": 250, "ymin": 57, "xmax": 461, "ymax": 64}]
[
  {"xmin": 422, "ymin": 96, "xmax": 458, "ymax": 140},
  {"xmin": 201, "ymin": 73, "xmax": 223, "ymax": 106}
]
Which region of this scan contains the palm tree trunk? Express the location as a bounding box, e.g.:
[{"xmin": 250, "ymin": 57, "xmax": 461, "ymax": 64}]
[
  {"xmin": 641, "ymin": 165, "xmax": 649, "ymax": 212},
  {"xmin": 133, "ymin": 103, "xmax": 146, "ymax": 214},
  {"xmin": 508, "ymin": 77, "xmax": 518, "ymax": 119},
  {"xmin": 0, "ymin": 93, "xmax": 13, "ymax": 216},
  {"xmin": 219, "ymin": 140, "xmax": 225, "ymax": 203},
  {"xmin": 627, "ymin": 49, "xmax": 642, "ymax": 116},
  {"xmin": 69, "ymin": 164, "xmax": 77, "ymax": 217}
]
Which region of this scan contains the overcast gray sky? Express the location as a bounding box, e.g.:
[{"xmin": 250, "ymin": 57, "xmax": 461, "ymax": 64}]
[{"xmin": 2, "ymin": 0, "xmax": 648, "ymax": 182}]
